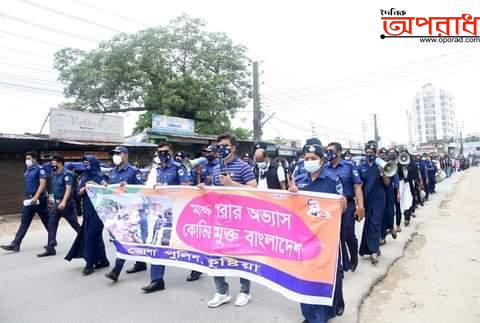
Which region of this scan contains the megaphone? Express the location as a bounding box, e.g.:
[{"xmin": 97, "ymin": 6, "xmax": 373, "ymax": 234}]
[
  {"xmin": 182, "ymin": 157, "xmax": 208, "ymax": 172},
  {"xmin": 375, "ymin": 158, "xmax": 398, "ymax": 177},
  {"xmin": 398, "ymin": 152, "xmax": 411, "ymax": 166}
]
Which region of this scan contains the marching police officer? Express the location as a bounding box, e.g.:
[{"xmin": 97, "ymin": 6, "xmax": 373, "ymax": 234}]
[
  {"xmin": 105, "ymin": 146, "xmax": 145, "ymax": 282},
  {"xmin": 358, "ymin": 142, "xmax": 390, "ymax": 265},
  {"xmin": 191, "ymin": 145, "xmax": 219, "ymax": 186},
  {"xmin": 290, "ymin": 138, "xmax": 346, "ymax": 322},
  {"xmin": 38, "ymin": 155, "xmax": 81, "ymax": 257},
  {"xmin": 142, "ymin": 142, "xmax": 192, "ymax": 292},
  {"xmin": 324, "ymin": 142, "xmax": 364, "ymax": 272},
  {"xmin": 1, "ymin": 151, "xmax": 49, "ymax": 253}
]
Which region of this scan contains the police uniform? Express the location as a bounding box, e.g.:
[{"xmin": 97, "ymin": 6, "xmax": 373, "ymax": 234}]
[
  {"xmin": 191, "ymin": 159, "xmax": 219, "ymax": 185},
  {"xmin": 295, "ymin": 168, "xmax": 345, "ymax": 323},
  {"xmin": 109, "ymin": 162, "xmax": 145, "ymax": 276},
  {"xmin": 358, "ymin": 161, "xmax": 386, "ymax": 256},
  {"xmin": 44, "ymin": 168, "xmax": 81, "ymax": 253},
  {"xmin": 325, "ymin": 160, "xmax": 362, "ymax": 272},
  {"xmin": 150, "ymin": 158, "xmax": 190, "ymax": 283},
  {"xmin": 381, "ymin": 172, "xmax": 398, "ymax": 240},
  {"xmin": 7, "ymin": 164, "xmax": 49, "ymax": 250}
]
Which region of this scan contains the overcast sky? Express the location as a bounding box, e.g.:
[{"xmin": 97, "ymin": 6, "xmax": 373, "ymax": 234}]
[{"xmin": 0, "ymin": 0, "xmax": 479, "ymax": 147}]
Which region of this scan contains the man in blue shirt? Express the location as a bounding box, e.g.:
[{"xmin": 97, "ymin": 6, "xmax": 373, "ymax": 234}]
[
  {"xmin": 2, "ymin": 151, "xmax": 49, "ymax": 253},
  {"xmin": 141, "ymin": 142, "xmax": 192, "ymax": 293},
  {"xmin": 206, "ymin": 133, "xmax": 257, "ymax": 309},
  {"xmin": 324, "ymin": 142, "xmax": 364, "ymax": 273},
  {"xmin": 38, "ymin": 155, "xmax": 81, "ymax": 257},
  {"xmin": 191, "ymin": 145, "xmax": 219, "ymax": 186},
  {"xmin": 105, "ymin": 146, "xmax": 145, "ymax": 282},
  {"xmin": 289, "ymin": 138, "xmax": 345, "ymax": 323}
]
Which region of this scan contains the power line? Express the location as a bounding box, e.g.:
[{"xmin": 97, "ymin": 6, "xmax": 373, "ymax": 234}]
[
  {"xmin": 0, "ymin": 12, "xmax": 98, "ymax": 43},
  {"xmin": 0, "ymin": 30, "xmax": 71, "ymax": 48},
  {"xmin": 70, "ymin": 0, "xmax": 149, "ymax": 28},
  {"xmin": 0, "ymin": 61, "xmax": 57, "ymax": 74},
  {"xmin": 15, "ymin": 0, "xmax": 124, "ymax": 33},
  {"xmin": 0, "ymin": 81, "xmax": 64, "ymax": 95},
  {"xmin": 0, "ymin": 45, "xmax": 53, "ymax": 60}
]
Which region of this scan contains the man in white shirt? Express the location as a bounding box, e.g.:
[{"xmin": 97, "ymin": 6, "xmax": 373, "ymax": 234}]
[{"xmin": 253, "ymin": 148, "xmax": 286, "ymax": 190}]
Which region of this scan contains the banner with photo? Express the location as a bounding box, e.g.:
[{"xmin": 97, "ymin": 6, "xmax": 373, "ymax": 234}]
[{"xmin": 86, "ymin": 185, "xmax": 342, "ymax": 305}]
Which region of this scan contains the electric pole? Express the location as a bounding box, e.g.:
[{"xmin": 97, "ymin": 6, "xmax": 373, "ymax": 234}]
[
  {"xmin": 252, "ymin": 61, "xmax": 262, "ymax": 142},
  {"xmin": 373, "ymin": 113, "xmax": 380, "ymax": 144}
]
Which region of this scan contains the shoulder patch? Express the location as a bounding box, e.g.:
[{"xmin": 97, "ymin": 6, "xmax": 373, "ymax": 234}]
[
  {"xmin": 353, "ymin": 169, "xmax": 359, "ymax": 177},
  {"xmin": 136, "ymin": 172, "xmax": 142, "ymax": 181},
  {"xmin": 39, "ymin": 169, "xmax": 46, "ymax": 175},
  {"xmin": 178, "ymin": 168, "xmax": 185, "ymax": 176}
]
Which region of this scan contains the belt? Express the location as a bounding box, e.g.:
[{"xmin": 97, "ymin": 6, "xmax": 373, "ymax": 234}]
[{"xmin": 346, "ymin": 197, "xmax": 355, "ymax": 202}]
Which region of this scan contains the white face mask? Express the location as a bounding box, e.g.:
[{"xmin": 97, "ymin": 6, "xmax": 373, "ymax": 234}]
[
  {"xmin": 153, "ymin": 156, "xmax": 161, "ymax": 164},
  {"xmin": 25, "ymin": 159, "xmax": 33, "ymax": 168},
  {"xmin": 113, "ymin": 155, "xmax": 123, "ymax": 166},
  {"xmin": 256, "ymin": 161, "xmax": 268, "ymax": 169},
  {"xmin": 304, "ymin": 160, "xmax": 321, "ymax": 173}
]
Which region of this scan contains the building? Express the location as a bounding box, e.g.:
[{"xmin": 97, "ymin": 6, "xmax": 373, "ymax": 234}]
[
  {"xmin": 412, "ymin": 83, "xmax": 456, "ymax": 144},
  {"xmin": 0, "ymin": 133, "xmax": 156, "ymax": 216}
]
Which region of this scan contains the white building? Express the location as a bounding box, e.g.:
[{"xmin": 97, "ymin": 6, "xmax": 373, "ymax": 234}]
[{"xmin": 412, "ymin": 83, "xmax": 456, "ymax": 144}]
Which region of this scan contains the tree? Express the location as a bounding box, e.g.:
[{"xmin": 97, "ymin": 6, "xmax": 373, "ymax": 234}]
[{"xmin": 54, "ymin": 14, "xmax": 252, "ymax": 138}]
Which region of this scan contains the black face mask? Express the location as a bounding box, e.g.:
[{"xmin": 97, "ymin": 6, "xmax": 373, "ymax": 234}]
[
  {"xmin": 52, "ymin": 165, "xmax": 58, "ymax": 171},
  {"xmin": 206, "ymin": 155, "xmax": 215, "ymax": 162},
  {"xmin": 158, "ymin": 151, "xmax": 170, "ymax": 163}
]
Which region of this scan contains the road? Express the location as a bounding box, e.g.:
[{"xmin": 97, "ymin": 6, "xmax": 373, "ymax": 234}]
[
  {"xmin": 360, "ymin": 167, "xmax": 480, "ymax": 323},
  {"xmin": 0, "ymin": 170, "xmax": 470, "ymax": 323}
]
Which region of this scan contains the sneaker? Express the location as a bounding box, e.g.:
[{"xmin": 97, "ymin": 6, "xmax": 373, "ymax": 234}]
[
  {"xmin": 207, "ymin": 293, "xmax": 231, "ymax": 308},
  {"xmin": 234, "ymin": 292, "xmax": 252, "ymax": 306}
]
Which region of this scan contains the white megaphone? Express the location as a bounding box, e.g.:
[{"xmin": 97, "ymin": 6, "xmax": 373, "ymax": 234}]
[
  {"xmin": 375, "ymin": 158, "xmax": 398, "ymax": 177},
  {"xmin": 182, "ymin": 157, "xmax": 208, "ymax": 172}
]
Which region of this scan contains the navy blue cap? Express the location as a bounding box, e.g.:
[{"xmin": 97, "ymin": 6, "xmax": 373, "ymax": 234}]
[
  {"xmin": 205, "ymin": 145, "xmax": 217, "ymax": 152},
  {"xmin": 112, "ymin": 146, "xmax": 128, "ymax": 154}
]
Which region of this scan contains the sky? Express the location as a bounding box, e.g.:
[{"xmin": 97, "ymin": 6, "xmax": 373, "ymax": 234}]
[{"xmin": 0, "ymin": 0, "xmax": 479, "ymax": 147}]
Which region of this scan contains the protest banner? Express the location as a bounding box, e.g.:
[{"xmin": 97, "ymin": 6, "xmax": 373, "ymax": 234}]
[{"xmin": 86, "ymin": 185, "xmax": 342, "ymax": 305}]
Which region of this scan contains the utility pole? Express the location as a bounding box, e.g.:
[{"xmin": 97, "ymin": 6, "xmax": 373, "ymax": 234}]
[
  {"xmin": 311, "ymin": 122, "xmax": 317, "ymax": 138},
  {"xmin": 252, "ymin": 61, "xmax": 262, "ymax": 142},
  {"xmin": 373, "ymin": 113, "xmax": 380, "ymax": 144},
  {"xmin": 459, "ymin": 131, "xmax": 464, "ymax": 156}
]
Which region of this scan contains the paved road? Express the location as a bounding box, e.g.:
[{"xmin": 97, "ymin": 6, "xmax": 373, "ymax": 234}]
[{"xmin": 0, "ymin": 171, "xmax": 465, "ymax": 323}]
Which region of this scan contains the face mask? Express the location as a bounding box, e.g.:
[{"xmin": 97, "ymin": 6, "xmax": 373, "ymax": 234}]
[
  {"xmin": 153, "ymin": 156, "xmax": 161, "ymax": 164},
  {"xmin": 25, "ymin": 159, "xmax": 33, "ymax": 168},
  {"xmin": 52, "ymin": 165, "xmax": 58, "ymax": 171},
  {"xmin": 112, "ymin": 155, "xmax": 122, "ymax": 166},
  {"xmin": 345, "ymin": 156, "xmax": 352, "ymax": 161},
  {"xmin": 304, "ymin": 160, "xmax": 321, "ymax": 173},
  {"xmin": 422, "ymin": 157, "xmax": 427, "ymax": 160},
  {"xmin": 218, "ymin": 146, "xmax": 232, "ymax": 159},
  {"xmin": 206, "ymin": 155, "xmax": 215, "ymax": 162},
  {"xmin": 175, "ymin": 157, "xmax": 182, "ymax": 162},
  {"xmin": 256, "ymin": 161, "xmax": 267, "ymax": 169},
  {"xmin": 388, "ymin": 154, "xmax": 396, "ymax": 161},
  {"xmin": 326, "ymin": 151, "xmax": 337, "ymax": 162},
  {"xmin": 367, "ymin": 155, "xmax": 376, "ymax": 163},
  {"xmin": 158, "ymin": 151, "xmax": 170, "ymax": 163}
]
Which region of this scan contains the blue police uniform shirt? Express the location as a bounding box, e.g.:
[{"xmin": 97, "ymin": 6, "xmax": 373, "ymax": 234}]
[
  {"xmin": 292, "ymin": 160, "xmax": 306, "ymax": 178},
  {"xmin": 294, "ymin": 169, "xmax": 343, "ymax": 195},
  {"xmin": 212, "ymin": 157, "xmax": 255, "ymax": 186},
  {"xmin": 24, "ymin": 164, "xmax": 47, "ymax": 197},
  {"xmin": 191, "ymin": 159, "xmax": 219, "ymax": 185},
  {"xmin": 52, "ymin": 168, "xmax": 73, "ymax": 200},
  {"xmin": 325, "ymin": 160, "xmax": 362, "ymax": 198},
  {"xmin": 110, "ymin": 163, "xmax": 144, "ymax": 185},
  {"xmin": 156, "ymin": 159, "xmax": 190, "ymax": 185}
]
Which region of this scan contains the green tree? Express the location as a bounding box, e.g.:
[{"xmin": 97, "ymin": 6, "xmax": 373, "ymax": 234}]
[{"xmin": 54, "ymin": 14, "xmax": 252, "ymax": 138}]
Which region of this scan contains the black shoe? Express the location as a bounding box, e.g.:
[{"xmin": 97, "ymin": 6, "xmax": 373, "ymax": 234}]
[
  {"xmin": 141, "ymin": 279, "xmax": 165, "ymax": 293},
  {"xmin": 405, "ymin": 220, "xmax": 410, "ymax": 227},
  {"xmin": 82, "ymin": 267, "xmax": 95, "ymax": 276},
  {"xmin": 350, "ymin": 257, "xmax": 358, "ymax": 272},
  {"xmin": 43, "ymin": 241, "xmax": 57, "ymax": 249},
  {"xmin": 94, "ymin": 260, "xmax": 110, "ymax": 270},
  {"xmin": 186, "ymin": 271, "xmax": 202, "ymax": 282},
  {"xmin": 391, "ymin": 230, "xmax": 398, "ymax": 239},
  {"xmin": 1, "ymin": 244, "xmax": 19, "ymax": 252},
  {"xmin": 105, "ymin": 271, "xmax": 119, "ymax": 282},
  {"xmin": 126, "ymin": 262, "xmax": 147, "ymax": 274},
  {"xmin": 336, "ymin": 304, "xmax": 345, "ymax": 316},
  {"xmin": 37, "ymin": 249, "xmax": 56, "ymax": 257}
]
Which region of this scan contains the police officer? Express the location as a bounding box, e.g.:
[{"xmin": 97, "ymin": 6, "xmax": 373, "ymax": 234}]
[
  {"xmin": 289, "ymin": 138, "xmax": 346, "ymax": 322},
  {"xmin": 38, "ymin": 155, "xmax": 81, "ymax": 257},
  {"xmin": 191, "ymin": 145, "xmax": 219, "ymax": 186},
  {"xmin": 419, "ymin": 153, "xmax": 429, "ymax": 201},
  {"xmin": 105, "ymin": 146, "xmax": 145, "ymax": 282},
  {"xmin": 1, "ymin": 151, "xmax": 49, "ymax": 253},
  {"xmin": 144, "ymin": 142, "xmax": 192, "ymax": 292},
  {"xmin": 324, "ymin": 142, "xmax": 364, "ymax": 272},
  {"xmin": 380, "ymin": 148, "xmax": 399, "ymax": 245},
  {"xmin": 65, "ymin": 156, "xmax": 110, "ymax": 275},
  {"xmin": 358, "ymin": 142, "xmax": 390, "ymax": 265}
]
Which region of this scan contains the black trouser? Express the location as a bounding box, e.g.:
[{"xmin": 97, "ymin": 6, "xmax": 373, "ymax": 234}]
[
  {"xmin": 12, "ymin": 196, "xmax": 49, "ymax": 247},
  {"xmin": 46, "ymin": 200, "xmax": 81, "ymax": 251}
]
